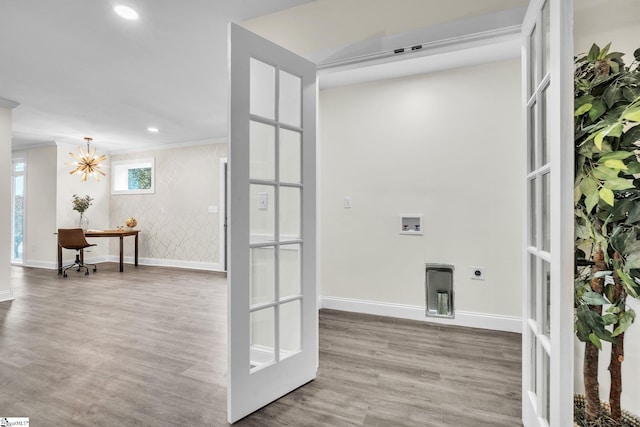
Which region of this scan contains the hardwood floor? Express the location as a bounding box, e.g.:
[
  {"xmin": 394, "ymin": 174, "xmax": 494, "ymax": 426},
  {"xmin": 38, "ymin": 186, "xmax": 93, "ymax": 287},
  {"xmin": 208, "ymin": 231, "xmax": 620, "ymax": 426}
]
[{"xmin": 0, "ymin": 264, "xmax": 521, "ymax": 426}]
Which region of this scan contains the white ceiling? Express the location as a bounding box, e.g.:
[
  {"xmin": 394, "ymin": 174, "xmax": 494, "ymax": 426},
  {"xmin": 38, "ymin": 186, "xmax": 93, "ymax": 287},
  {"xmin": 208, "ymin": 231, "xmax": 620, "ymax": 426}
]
[
  {"xmin": 2, "ymin": 0, "xmax": 529, "ymax": 153},
  {"xmin": 0, "ymin": 0, "xmax": 312, "ymax": 151}
]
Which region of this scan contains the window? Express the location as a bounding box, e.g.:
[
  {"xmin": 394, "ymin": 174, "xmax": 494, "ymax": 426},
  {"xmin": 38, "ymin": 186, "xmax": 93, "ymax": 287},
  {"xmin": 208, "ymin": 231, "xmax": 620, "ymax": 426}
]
[
  {"xmin": 111, "ymin": 158, "xmax": 155, "ymax": 195},
  {"xmin": 12, "ymin": 157, "xmax": 25, "ymax": 262}
]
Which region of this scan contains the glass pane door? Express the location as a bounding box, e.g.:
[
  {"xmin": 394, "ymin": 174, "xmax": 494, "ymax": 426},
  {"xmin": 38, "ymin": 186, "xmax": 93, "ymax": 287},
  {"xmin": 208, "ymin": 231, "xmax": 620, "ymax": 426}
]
[
  {"xmin": 11, "ymin": 158, "xmax": 25, "ymax": 262},
  {"xmin": 228, "ymin": 22, "xmax": 317, "ymax": 423},
  {"xmin": 521, "ymin": 0, "xmax": 574, "ymax": 426}
]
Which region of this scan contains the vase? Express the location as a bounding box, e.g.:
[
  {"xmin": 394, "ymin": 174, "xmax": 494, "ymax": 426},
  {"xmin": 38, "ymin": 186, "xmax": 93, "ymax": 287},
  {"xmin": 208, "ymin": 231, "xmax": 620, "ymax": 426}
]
[{"xmin": 78, "ymin": 213, "xmax": 89, "ymax": 231}]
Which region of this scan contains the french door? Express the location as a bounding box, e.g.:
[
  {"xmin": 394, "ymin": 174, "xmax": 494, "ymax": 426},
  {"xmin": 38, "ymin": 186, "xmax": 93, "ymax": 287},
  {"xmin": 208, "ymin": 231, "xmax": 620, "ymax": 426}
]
[
  {"xmin": 227, "ymin": 23, "xmax": 318, "ymax": 423},
  {"xmin": 521, "ymin": 0, "xmax": 573, "ymax": 426}
]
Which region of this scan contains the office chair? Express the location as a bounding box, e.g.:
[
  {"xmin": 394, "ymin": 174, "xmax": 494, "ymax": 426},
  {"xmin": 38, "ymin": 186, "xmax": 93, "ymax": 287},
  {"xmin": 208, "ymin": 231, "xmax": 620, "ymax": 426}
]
[{"xmin": 58, "ymin": 228, "xmax": 97, "ymax": 277}]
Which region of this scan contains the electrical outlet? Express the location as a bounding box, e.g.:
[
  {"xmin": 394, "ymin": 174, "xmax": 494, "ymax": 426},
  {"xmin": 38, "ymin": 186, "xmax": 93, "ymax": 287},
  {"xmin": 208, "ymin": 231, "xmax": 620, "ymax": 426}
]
[
  {"xmin": 344, "ymin": 196, "xmax": 352, "ymax": 208},
  {"xmin": 470, "ymin": 267, "xmax": 486, "ymax": 280}
]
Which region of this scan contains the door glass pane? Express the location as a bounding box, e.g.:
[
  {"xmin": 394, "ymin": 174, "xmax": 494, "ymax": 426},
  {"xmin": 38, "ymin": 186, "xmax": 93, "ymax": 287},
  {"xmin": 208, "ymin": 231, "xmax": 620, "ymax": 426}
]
[
  {"xmin": 530, "ymin": 333, "xmax": 537, "ymax": 394},
  {"xmin": 251, "ymin": 247, "xmax": 275, "ymax": 305},
  {"xmin": 529, "ymin": 178, "xmax": 536, "ymax": 246},
  {"xmin": 541, "ymin": 0, "xmax": 550, "ymax": 77},
  {"xmin": 279, "ymin": 70, "xmax": 301, "ymax": 127},
  {"xmin": 542, "ymin": 350, "xmax": 550, "ymax": 422},
  {"xmin": 280, "ymin": 186, "xmax": 301, "ymax": 240},
  {"xmin": 529, "ymin": 253, "xmax": 537, "ymax": 318},
  {"xmin": 541, "ymin": 87, "xmax": 549, "ymax": 166},
  {"xmin": 280, "ymin": 129, "xmax": 301, "ymax": 183},
  {"xmin": 529, "ymin": 25, "xmax": 537, "ymax": 94},
  {"xmin": 12, "ymin": 172, "xmax": 24, "ymax": 262},
  {"xmin": 542, "ymin": 260, "xmax": 551, "ymax": 337},
  {"xmin": 250, "ymin": 307, "xmax": 275, "ymax": 370},
  {"xmin": 280, "ymin": 244, "xmax": 301, "ymax": 298},
  {"xmin": 250, "ymin": 184, "xmax": 275, "ymax": 244},
  {"xmin": 250, "ymin": 58, "xmax": 275, "ymax": 120},
  {"xmin": 279, "ymin": 299, "xmax": 301, "ymax": 358},
  {"xmin": 529, "ymin": 102, "xmax": 537, "ymax": 171},
  {"xmin": 542, "ymin": 172, "xmax": 550, "ymax": 252},
  {"xmin": 250, "ymin": 121, "xmax": 276, "ymax": 180}
]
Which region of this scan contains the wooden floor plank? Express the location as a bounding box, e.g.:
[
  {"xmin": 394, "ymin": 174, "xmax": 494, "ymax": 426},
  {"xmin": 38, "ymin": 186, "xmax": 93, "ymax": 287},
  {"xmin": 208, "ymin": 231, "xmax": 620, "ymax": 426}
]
[{"xmin": 0, "ymin": 264, "xmax": 521, "ymax": 426}]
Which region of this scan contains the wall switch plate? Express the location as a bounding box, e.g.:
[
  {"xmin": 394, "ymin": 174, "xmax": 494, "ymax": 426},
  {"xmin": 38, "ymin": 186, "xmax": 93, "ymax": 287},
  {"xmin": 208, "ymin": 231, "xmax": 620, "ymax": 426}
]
[
  {"xmin": 208, "ymin": 205, "xmax": 218, "ymax": 214},
  {"xmin": 258, "ymin": 192, "xmax": 268, "ymax": 210},
  {"xmin": 344, "ymin": 196, "xmax": 352, "ymax": 208},
  {"xmin": 470, "ymin": 267, "xmax": 486, "ymax": 280}
]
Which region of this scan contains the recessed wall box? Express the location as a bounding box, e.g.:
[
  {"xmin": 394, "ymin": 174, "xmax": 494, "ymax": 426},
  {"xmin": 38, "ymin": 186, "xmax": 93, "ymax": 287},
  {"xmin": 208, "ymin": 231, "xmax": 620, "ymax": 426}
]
[{"xmin": 400, "ymin": 214, "xmax": 423, "ymax": 235}]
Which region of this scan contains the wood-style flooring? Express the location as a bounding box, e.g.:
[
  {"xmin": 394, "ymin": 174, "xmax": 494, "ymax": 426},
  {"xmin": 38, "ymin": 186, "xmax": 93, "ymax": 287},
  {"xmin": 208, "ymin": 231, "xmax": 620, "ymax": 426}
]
[{"xmin": 0, "ymin": 264, "xmax": 522, "ymax": 426}]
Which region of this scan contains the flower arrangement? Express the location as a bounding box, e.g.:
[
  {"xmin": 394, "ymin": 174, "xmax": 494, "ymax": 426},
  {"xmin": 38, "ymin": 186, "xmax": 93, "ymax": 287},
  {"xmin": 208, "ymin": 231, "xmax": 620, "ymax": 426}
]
[{"xmin": 71, "ymin": 194, "xmax": 93, "ymax": 213}]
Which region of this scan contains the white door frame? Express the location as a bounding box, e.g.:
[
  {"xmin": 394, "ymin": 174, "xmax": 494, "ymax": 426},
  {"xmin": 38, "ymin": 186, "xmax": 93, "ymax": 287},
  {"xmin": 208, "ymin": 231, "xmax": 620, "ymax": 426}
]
[{"xmin": 521, "ymin": 0, "xmax": 574, "ymax": 426}]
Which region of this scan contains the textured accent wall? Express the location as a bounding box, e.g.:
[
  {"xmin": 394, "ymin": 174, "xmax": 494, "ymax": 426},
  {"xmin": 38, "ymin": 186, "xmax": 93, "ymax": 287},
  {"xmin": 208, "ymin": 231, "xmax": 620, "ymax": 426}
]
[{"xmin": 110, "ymin": 143, "xmax": 227, "ymax": 269}]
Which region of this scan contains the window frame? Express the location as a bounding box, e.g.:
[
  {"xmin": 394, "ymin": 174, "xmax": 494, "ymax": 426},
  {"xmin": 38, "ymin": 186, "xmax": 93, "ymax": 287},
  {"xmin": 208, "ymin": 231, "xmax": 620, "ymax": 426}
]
[{"xmin": 111, "ymin": 158, "xmax": 156, "ymax": 195}]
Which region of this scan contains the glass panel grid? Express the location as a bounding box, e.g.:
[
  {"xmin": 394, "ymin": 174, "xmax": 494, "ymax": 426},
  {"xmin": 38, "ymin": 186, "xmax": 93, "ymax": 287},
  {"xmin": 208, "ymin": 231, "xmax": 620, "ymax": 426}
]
[{"xmin": 250, "ymin": 58, "xmax": 275, "ymax": 120}]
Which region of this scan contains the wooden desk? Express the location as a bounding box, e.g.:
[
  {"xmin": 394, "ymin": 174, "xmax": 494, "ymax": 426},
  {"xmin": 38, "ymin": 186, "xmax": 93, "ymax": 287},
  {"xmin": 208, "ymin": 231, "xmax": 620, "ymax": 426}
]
[{"xmin": 57, "ymin": 230, "xmax": 139, "ymax": 273}]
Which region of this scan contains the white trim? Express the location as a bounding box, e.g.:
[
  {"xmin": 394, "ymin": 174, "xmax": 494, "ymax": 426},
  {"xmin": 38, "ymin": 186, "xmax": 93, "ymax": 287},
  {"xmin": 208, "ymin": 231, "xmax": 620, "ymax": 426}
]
[
  {"xmin": 321, "ymin": 296, "xmax": 522, "ymax": 334},
  {"xmin": 107, "ymin": 137, "xmax": 227, "ymax": 155},
  {"xmin": 0, "ymin": 290, "xmax": 15, "ymax": 303},
  {"xmin": 19, "ymin": 256, "xmax": 224, "ymax": 272}
]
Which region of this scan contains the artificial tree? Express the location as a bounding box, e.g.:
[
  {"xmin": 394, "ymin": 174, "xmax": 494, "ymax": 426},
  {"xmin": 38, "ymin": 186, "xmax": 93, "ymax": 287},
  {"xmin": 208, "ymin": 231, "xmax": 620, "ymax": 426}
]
[{"xmin": 574, "ymin": 43, "xmax": 640, "ymax": 425}]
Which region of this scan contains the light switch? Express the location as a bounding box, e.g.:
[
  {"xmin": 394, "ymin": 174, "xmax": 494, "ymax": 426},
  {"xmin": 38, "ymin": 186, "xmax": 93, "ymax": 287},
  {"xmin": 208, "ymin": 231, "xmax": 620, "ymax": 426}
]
[
  {"xmin": 208, "ymin": 205, "xmax": 218, "ymax": 214},
  {"xmin": 344, "ymin": 196, "xmax": 352, "ymax": 208},
  {"xmin": 258, "ymin": 192, "xmax": 268, "ymax": 210}
]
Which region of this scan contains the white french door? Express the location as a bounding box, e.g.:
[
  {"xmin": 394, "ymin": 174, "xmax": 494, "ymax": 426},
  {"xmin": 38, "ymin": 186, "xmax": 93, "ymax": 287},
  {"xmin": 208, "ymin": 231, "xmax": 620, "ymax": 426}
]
[
  {"xmin": 521, "ymin": 1, "xmax": 573, "ymax": 426},
  {"xmin": 227, "ymin": 23, "xmax": 317, "ymax": 423}
]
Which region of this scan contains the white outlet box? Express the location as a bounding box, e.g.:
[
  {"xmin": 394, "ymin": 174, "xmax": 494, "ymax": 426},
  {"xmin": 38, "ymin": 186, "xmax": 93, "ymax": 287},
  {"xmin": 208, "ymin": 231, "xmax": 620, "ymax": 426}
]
[
  {"xmin": 344, "ymin": 196, "xmax": 352, "ymax": 208},
  {"xmin": 258, "ymin": 192, "xmax": 268, "ymax": 210},
  {"xmin": 470, "ymin": 267, "xmax": 486, "ymax": 280}
]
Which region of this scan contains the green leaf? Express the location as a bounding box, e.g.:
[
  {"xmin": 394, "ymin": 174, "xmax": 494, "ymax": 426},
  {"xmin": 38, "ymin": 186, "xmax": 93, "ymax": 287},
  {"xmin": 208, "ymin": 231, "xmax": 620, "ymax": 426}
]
[
  {"xmin": 612, "ymin": 310, "xmax": 636, "ymax": 337},
  {"xmin": 575, "ymin": 103, "xmax": 592, "ymax": 116},
  {"xmin": 624, "ymin": 108, "xmax": 640, "ymax": 122},
  {"xmin": 579, "ymin": 176, "xmax": 598, "ymax": 195},
  {"xmin": 589, "ymin": 100, "xmax": 607, "ymax": 121},
  {"xmin": 585, "ymin": 190, "xmax": 600, "ymax": 213},
  {"xmin": 627, "ymin": 202, "xmax": 640, "ymax": 224},
  {"xmin": 603, "ymin": 177, "xmax": 635, "ymax": 190},
  {"xmin": 599, "ymin": 151, "xmax": 635, "ymax": 161},
  {"xmin": 592, "ymin": 165, "xmax": 619, "ymax": 181},
  {"xmin": 589, "ymin": 332, "xmax": 602, "ymax": 349},
  {"xmin": 582, "ymin": 291, "xmax": 609, "ymax": 305},
  {"xmin": 588, "ymin": 44, "xmax": 600, "ymax": 61},
  {"xmin": 626, "ymin": 161, "xmax": 640, "ymax": 175},
  {"xmin": 618, "ymin": 270, "xmax": 640, "ymax": 298},
  {"xmin": 602, "ymin": 313, "xmax": 618, "ymax": 325},
  {"xmin": 604, "ymin": 84, "xmax": 622, "ymax": 107},
  {"xmin": 603, "ymin": 159, "xmax": 628, "ymax": 171},
  {"xmin": 599, "ymin": 187, "xmax": 615, "ymax": 206},
  {"xmin": 594, "ymin": 131, "xmax": 605, "ymax": 150},
  {"xmin": 574, "ymin": 185, "xmax": 583, "ymax": 206}
]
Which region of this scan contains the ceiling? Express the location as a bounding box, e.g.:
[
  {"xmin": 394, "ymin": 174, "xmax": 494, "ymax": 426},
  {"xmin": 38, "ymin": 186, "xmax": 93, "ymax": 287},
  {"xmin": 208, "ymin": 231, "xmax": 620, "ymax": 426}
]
[
  {"xmin": 0, "ymin": 0, "xmax": 313, "ymax": 152},
  {"xmin": 2, "ymin": 0, "xmax": 530, "ymax": 153}
]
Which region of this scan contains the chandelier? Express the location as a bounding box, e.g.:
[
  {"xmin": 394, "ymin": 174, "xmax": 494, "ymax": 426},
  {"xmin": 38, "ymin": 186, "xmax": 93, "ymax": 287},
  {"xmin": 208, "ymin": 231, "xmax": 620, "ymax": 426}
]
[{"xmin": 68, "ymin": 137, "xmax": 107, "ymax": 182}]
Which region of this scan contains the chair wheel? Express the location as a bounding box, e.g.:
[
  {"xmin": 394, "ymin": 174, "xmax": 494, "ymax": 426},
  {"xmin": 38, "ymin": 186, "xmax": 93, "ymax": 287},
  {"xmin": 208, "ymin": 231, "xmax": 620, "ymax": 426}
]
[
  {"xmin": 63, "ymin": 272, "xmax": 67, "ymax": 277},
  {"xmin": 93, "ymin": 267, "xmax": 97, "ymax": 272},
  {"xmin": 76, "ymin": 268, "xmax": 81, "ymax": 272},
  {"xmin": 85, "ymin": 271, "xmax": 89, "ymax": 275}
]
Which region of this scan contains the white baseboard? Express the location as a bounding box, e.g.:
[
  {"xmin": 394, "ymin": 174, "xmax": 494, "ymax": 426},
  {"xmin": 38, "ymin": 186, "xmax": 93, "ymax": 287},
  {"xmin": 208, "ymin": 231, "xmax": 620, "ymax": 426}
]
[
  {"xmin": 106, "ymin": 255, "xmax": 224, "ymax": 272},
  {"xmin": 0, "ymin": 290, "xmax": 15, "ymax": 303},
  {"xmin": 320, "ymin": 296, "xmax": 522, "ymax": 334},
  {"xmin": 16, "ymin": 256, "xmax": 224, "ymax": 273}
]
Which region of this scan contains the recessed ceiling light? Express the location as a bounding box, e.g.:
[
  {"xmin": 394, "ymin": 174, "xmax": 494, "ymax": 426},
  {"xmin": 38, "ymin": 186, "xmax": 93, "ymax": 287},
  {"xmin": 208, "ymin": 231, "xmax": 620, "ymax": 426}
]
[
  {"xmin": 147, "ymin": 127, "xmax": 159, "ymax": 133},
  {"xmin": 114, "ymin": 5, "xmax": 139, "ymax": 20}
]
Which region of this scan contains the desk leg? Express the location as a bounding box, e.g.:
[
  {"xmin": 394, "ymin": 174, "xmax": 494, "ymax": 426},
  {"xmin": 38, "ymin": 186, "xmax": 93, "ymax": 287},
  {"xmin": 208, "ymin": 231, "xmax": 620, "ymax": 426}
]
[
  {"xmin": 58, "ymin": 244, "xmax": 62, "ymax": 275},
  {"xmin": 119, "ymin": 235, "xmax": 124, "ymax": 272},
  {"xmin": 135, "ymin": 233, "xmax": 139, "ymax": 266}
]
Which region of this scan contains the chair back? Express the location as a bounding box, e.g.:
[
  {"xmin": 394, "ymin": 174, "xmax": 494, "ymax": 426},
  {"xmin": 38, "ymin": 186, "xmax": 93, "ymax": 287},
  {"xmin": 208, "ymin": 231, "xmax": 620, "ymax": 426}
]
[{"xmin": 58, "ymin": 228, "xmax": 92, "ymax": 250}]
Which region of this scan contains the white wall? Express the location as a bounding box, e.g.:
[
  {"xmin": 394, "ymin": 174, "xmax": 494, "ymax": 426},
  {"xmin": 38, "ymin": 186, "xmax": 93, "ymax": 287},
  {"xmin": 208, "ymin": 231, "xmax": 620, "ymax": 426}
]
[
  {"xmin": 573, "ymin": 0, "xmax": 640, "ymax": 416},
  {"xmin": 56, "ymin": 142, "xmax": 111, "ymax": 264},
  {"xmin": 319, "ymin": 59, "xmax": 523, "ymax": 323},
  {"xmin": 16, "ymin": 146, "xmax": 58, "ymax": 268},
  {"xmin": 110, "ymin": 142, "xmax": 227, "ymax": 270},
  {"xmin": 0, "ymin": 104, "xmax": 14, "ymax": 302}
]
